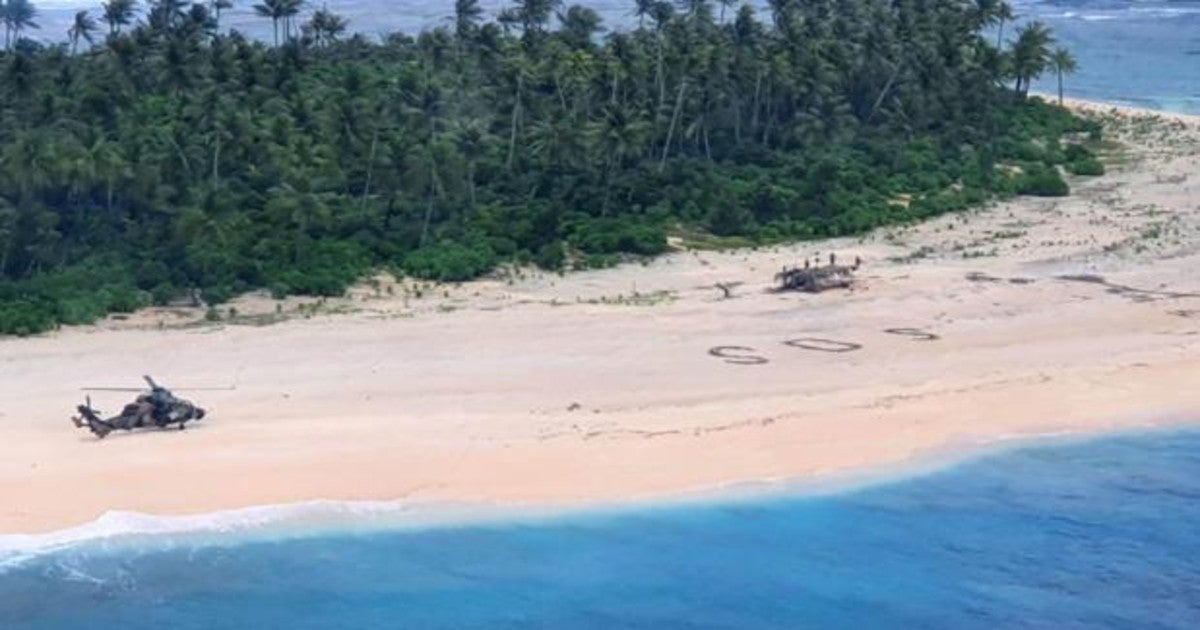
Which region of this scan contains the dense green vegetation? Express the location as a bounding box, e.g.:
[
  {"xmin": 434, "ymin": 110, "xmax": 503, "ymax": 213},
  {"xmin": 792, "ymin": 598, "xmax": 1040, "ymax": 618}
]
[{"xmin": 0, "ymin": 0, "xmax": 1099, "ymax": 335}]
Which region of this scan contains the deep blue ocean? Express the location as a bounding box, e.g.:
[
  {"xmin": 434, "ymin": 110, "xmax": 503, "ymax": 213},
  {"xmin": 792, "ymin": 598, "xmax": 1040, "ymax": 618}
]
[
  {"xmin": 2, "ymin": 429, "xmax": 1199, "ymax": 628},
  {"xmin": 31, "ymin": 0, "xmax": 1200, "ymax": 114}
]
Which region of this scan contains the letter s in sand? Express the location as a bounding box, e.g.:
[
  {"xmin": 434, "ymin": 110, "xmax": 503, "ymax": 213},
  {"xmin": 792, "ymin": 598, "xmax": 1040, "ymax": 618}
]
[{"xmin": 708, "ymin": 346, "xmax": 769, "ymax": 365}]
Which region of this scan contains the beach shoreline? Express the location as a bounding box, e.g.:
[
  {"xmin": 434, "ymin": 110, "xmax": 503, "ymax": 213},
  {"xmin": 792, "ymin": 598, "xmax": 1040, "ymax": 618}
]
[
  {"xmin": 3, "ymin": 421, "xmax": 1192, "ymax": 565},
  {"xmin": 2, "ymin": 99, "xmax": 1199, "ymax": 535}
]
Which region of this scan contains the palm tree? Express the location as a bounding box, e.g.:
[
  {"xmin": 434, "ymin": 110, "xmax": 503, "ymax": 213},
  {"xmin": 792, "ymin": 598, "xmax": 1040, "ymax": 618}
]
[
  {"xmin": 631, "ymin": 0, "xmax": 654, "ymax": 29},
  {"xmin": 454, "ymin": 0, "xmax": 483, "ymax": 41},
  {"xmin": 1011, "ymin": 21, "xmax": 1054, "ymax": 97},
  {"xmin": 451, "ymin": 118, "xmax": 486, "ymax": 208},
  {"xmin": 589, "ymin": 103, "xmax": 649, "ymax": 212},
  {"xmin": 303, "ymin": 5, "xmax": 347, "ymax": 48},
  {"xmin": 971, "ymin": 0, "xmax": 1014, "ymax": 47},
  {"xmin": 1048, "ymin": 47, "xmax": 1077, "ymax": 106},
  {"xmin": 147, "ymin": 0, "xmax": 187, "ymax": 30},
  {"xmin": 211, "ymin": 0, "xmax": 232, "ymax": 32},
  {"xmin": 501, "ymin": 0, "xmax": 559, "ymax": 41},
  {"xmin": 995, "ymin": 1, "xmax": 1014, "ymax": 48},
  {"xmin": 2, "ymin": 0, "xmax": 39, "ymax": 51},
  {"xmin": 101, "ymin": 0, "xmax": 137, "ymax": 36},
  {"xmin": 67, "ymin": 10, "xmax": 99, "ymax": 55},
  {"xmin": 558, "ymin": 5, "xmax": 602, "ymax": 50},
  {"xmin": 716, "ymin": 0, "xmax": 735, "ymax": 24},
  {"xmin": 281, "ymin": 0, "xmax": 303, "ymax": 42},
  {"xmin": 253, "ymin": 0, "xmax": 287, "ymax": 46}
]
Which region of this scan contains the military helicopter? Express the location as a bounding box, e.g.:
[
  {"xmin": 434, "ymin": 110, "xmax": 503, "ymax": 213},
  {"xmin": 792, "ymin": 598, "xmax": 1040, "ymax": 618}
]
[{"xmin": 71, "ymin": 376, "xmax": 217, "ymax": 439}]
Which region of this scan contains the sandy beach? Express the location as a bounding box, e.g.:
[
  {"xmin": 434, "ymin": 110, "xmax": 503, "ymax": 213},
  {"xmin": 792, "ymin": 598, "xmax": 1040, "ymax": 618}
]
[{"xmin": 2, "ymin": 99, "xmax": 1198, "ymax": 535}]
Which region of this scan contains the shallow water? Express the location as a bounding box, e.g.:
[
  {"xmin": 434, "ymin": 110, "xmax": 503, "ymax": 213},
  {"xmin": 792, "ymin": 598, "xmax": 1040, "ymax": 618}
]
[
  {"xmin": 29, "ymin": 0, "xmax": 1200, "ymax": 115},
  {"xmin": 2, "ymin": 429, "xmax": 1199, "ymax": 628}
]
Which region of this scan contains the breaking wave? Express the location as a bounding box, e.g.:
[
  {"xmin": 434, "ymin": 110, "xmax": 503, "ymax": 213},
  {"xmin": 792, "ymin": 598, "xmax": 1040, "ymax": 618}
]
[{"xmin": 0, "ymin": 500, "xmax": 512, "ymax": 573}]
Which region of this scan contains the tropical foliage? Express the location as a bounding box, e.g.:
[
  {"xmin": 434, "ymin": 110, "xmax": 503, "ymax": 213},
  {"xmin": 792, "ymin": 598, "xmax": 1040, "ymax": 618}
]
[{"xmin": 0, "ymin": 0, "xmax": 1097, "ymax": 335}]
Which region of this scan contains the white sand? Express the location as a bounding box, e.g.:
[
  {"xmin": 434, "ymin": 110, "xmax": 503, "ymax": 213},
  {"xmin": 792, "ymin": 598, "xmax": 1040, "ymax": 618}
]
[{"xmin": 2, "ymin": 101, "xmax": 1199, "ymax": 534}]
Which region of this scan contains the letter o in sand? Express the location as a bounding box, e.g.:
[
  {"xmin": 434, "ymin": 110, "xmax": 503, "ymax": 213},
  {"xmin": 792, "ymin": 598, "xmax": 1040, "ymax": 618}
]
[
  {"xmin": 783, "ymin": 338, "xmax": 862, "ymax": 353},
  {"xmin": 884, "ymin": 327, "xmax": 940, "ymax": 341},
  {"xmin": 708, "ymin": 346, "xmax": 769, "ymax": 365}
]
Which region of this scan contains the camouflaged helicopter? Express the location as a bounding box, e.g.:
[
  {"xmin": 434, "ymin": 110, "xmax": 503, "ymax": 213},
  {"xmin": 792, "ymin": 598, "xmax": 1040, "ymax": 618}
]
[{"xmin": 71, "ymin": 376, "xmax": 215, "ymax": 439}]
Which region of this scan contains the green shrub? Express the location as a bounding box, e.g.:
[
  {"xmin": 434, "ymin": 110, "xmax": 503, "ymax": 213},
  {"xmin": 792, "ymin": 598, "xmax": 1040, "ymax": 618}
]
[
  {"xmin": 1063, "ymin": 144, "xmax": 1092, "ymax": 162},
  {"xmin": 404, "ymin": 241, "xmax": 498, "ymax": 281},
  {"xmin": 1018, "ymin": 166, "xmax": 1070, "ymax": 197},
  {"xmin": 0, "ymin": 300, "xmax": 56, "ymax": 336},
  {"xmin": 706, "ymin": 204, "xmax": 754, "ymax": 237},
  {"xmin": 568, "ymin": 218, "xmax": 667, "ymax": 256},
  {"xmin": 534, "ymin": 241, "xmax": 566, "ymax": 270},
  {"xmin": 1067, "ymin": 158, "xmax": 1105, "ymax": 176}
]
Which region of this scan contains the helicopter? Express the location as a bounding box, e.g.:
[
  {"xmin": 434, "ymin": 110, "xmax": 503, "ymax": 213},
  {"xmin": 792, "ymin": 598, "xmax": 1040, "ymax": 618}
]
[{"xmin": 71, "ymin": 375, "xmax": 216, "ymax": 439}]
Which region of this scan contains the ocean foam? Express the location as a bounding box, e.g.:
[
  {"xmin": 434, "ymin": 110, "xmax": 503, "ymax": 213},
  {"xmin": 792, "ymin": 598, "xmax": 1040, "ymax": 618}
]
[{"xmin": 0, "ymin": 499, "xmax": 456, "ymax": 572}]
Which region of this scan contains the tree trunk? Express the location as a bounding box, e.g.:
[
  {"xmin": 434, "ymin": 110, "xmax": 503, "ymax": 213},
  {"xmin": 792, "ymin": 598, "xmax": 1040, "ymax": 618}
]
[
  {"xmin": 507, "ymin": 74, "xmax": 524, "ymax": 170},
  {"xmin": 655, "ymin": 31, "xmax": 666, "ymax": 119},
  {"xmin": 553, "ymin": 73, "xmax": 568, "ymax": 113},
  {"xmin": 762, "ymin": 94, "xmax": 776, "ymax": 146},
  {"xmin": 1057, "ymin": 72, "xmax": 1064, "ymax": 105},
  {"xmin": 420, "ymin": 193, "xmax": 435, "ymax": 248},
  {"xmin": 360, "ymin": 128, "xmax": 379, "ymax": 216},
  {"xmin": 703, "ymin": 120, "xmax": 712, "ymax": 161},
  {"xmin": 212, "ymin": 135, "xmax": 221, "ymax": 186},
  {"xmin": 751, "ymin": 70, "xmax": 763, "ymax": 136},
  {"xmin": 733, "ymin": 92, "xmax": 742, "ymax": 145},
  {"xmin": 467, "ymin": 161, "xmax": 477, "ymax": 208},
  {"xmin": 659, "ymin": 80, "xmax": 688, "ymax": 172},
  {"xmin": 419, "ymin": 159, "xmax": 440, "ymax": 247},
  {"xmin": 168, "ymin": 135, "xmax": 192, "ymax": 177},
  {"xmin": 868, "ymin": 66, "xmax": 900, "ymax": 122},
  {"xmin": 601, "ymin": 151, "xmax": 615, "ymax": 215}
]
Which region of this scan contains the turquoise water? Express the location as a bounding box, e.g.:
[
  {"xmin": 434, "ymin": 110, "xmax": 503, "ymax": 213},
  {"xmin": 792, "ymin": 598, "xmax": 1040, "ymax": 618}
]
[
  {"xmin": 32, "ymin": 0, "xmax": 1200, "ymax": 115},
  {"xmin": 3, "ymin": 429, "xmax": 1199, "ymax": 628}
]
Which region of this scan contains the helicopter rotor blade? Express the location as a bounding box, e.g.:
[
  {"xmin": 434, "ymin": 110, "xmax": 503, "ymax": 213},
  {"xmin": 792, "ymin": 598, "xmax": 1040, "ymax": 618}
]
[{"xmin": 81, "ymin": 386, "xmax": 237, "ymax": 392}]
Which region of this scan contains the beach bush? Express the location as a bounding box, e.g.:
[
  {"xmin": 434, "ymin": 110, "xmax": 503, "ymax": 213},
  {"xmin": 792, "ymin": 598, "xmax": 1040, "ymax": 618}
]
[
  {"xmin": 0, "ymin": 300, "xmax": 56, "ymax": 337},
  {"xmin": 1018, "ymin": 166, "xmax": 1071, "ymax": 197},
  {"xmin": 403, "ymin": 241, "xmax": 498, "ymax": 282},
  {"xmin": 1067, "ymin": 158, "xmax": 1105, "ymax": 176}
]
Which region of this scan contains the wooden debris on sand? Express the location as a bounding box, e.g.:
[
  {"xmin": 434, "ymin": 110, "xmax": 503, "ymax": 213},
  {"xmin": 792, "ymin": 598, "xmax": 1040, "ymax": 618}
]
[{"xmin": 774, "ymin": 253, "xmax": 861, "ymax": 293}]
